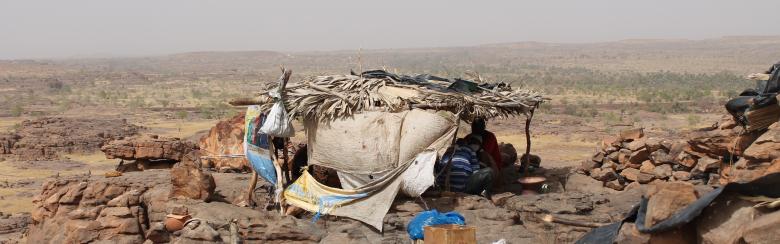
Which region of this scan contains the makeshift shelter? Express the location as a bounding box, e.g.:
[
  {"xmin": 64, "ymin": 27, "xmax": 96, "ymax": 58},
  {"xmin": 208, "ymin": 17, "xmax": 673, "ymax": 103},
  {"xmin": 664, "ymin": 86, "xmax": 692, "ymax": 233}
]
[{"xmin": 231, "ymin": 69, "xmax": 546, "ymax": 230}]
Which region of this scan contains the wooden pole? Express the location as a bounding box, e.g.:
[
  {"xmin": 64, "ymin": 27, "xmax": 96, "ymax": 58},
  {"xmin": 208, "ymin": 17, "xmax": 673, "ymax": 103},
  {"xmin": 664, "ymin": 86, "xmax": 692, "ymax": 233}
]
[
  {"xmin": 282, "ymin": 138, "xmax": 290, "ymax": 184},
  {"xmin": 522, "ymin": 107, "xmax": 536, "ymax": 178},
  {"xmin": 542, "ymin": 214, "xmax": 604, "ymax": 228},
  {"xmin": 436, "ymin": 110, "xmax": 463, "ymax": 192}
]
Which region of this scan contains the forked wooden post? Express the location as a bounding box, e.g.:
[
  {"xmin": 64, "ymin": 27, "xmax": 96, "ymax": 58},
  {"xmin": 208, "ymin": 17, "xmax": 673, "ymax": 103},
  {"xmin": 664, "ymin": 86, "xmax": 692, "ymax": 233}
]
[
  {"xmin": 245, "ymin": 68, "xmax": 292, "ymax": 207},
  {"xmin": 522, "ymin": 107, "xmax": 537, "ymax": 178}
]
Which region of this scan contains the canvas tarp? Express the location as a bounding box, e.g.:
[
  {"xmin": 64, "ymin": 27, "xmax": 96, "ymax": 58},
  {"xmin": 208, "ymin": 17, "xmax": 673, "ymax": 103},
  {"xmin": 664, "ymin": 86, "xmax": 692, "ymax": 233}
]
[
  {"xmin": 338, "ymin": 150, "xmax": 438, "ymax": 197},
  {"xmin": 306, "ymin": 109, "xmax": 457, "ymax": 174},
  {"xmin": 284, "ymin": 150, "xmax": 438, "ymax": 230}
]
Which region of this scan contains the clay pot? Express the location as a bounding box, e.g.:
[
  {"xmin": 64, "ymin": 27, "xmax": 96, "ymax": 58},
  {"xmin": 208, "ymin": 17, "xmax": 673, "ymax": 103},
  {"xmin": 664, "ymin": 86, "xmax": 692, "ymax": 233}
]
[
  {"xmin": 164, "ymin": 214, "xmax": 191, "ymax": 232},
  {"xmin": 518, "ymin": 176, "xmax": 547, "ymax": 195}
]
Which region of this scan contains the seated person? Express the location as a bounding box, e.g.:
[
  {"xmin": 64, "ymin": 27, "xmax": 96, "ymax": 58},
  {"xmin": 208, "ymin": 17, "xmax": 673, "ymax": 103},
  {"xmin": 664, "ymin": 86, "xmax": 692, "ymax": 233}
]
[
  {"xmin": 436, "ymin": 135, "xmax": 496, "ymax": 198},
  {"xmin": 726, "ymin": 60, "xmax": 780, "ymax": 124}
]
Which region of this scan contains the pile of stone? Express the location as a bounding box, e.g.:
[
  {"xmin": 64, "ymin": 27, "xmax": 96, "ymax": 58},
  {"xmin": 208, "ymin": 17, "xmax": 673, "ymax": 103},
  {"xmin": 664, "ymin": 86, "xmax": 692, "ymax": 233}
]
[
  {"xmin": 581, "ymin": 116, "xmax": 780, "ymax": 190},
  {"xmin": 579, "ymin": 127, "xmax": 713, "ymax": 190}
]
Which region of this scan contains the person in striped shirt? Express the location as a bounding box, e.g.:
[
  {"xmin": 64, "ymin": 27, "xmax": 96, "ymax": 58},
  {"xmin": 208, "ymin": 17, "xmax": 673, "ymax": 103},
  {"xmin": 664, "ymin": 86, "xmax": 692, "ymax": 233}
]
[{"xmin": 437, "ymin": 135, "xmax": 495, "ymax": 198}]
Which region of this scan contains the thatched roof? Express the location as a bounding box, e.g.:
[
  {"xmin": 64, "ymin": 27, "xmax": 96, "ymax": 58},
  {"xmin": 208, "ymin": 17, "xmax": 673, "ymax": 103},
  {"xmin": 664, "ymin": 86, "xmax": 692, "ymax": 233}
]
[{"xmin": 230, "ymin": 70, "xmax": 546, "ymax": 122}]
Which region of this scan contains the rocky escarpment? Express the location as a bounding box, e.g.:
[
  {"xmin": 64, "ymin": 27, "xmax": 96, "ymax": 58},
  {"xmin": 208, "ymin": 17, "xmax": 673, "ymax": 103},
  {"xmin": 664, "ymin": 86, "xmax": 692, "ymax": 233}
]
[
  {"xmin": 100, "ymin": 134, "xmax": 199, "ymax": 171},
  {"xmin": 0, "ymin": 117, "xmax": 140, "ymax": 161}
]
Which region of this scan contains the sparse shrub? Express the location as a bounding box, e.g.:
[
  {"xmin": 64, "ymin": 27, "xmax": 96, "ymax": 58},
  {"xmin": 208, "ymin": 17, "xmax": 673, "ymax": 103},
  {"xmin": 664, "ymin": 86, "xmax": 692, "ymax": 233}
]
[
  {"xmin": 687, "ymin": 114, "xmax": 701, "ymax": 126},
  {"xmin": 10, "ymin": 104, "xmax": 23, "ymax": 117},
  {"xmin": 175, "ymin": 110, "xmax": 189, "ymax": 120}
]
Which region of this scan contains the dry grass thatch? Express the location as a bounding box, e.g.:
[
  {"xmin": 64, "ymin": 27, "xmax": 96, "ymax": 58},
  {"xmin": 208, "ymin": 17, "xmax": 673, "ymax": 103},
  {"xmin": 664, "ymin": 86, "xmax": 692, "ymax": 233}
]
[{"xmin": 231, "ymin": 72, "xmax": 546, "ymax": 122}]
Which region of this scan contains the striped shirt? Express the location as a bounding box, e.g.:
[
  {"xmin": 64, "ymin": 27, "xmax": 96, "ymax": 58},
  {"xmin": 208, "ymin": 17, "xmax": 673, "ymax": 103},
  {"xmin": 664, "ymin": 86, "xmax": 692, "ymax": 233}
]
[{"xmin": 437, "ymin": 146, "xmax": 479, "ymax": 192}]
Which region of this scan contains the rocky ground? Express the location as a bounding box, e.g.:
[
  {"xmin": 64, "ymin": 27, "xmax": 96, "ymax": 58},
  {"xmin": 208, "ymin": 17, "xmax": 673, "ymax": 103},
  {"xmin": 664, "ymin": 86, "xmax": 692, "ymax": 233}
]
[
  {"xmin": 1, "ymin": 110, "xmax": 777, "ymax": 243},
  {"xmin": 3, "ymin": 163, "xmax": 650, "ymax": 244}
]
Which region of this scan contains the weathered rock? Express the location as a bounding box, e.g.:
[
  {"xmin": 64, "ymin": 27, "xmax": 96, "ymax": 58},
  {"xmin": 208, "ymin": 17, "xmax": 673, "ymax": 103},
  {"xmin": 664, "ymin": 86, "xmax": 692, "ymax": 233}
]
[
  {"xmin": 102, "ymin": 134, "xmax": 198, "ymax": 162},
  {"xmin": 177, "ymin": 219, "xmax": 221, "ymax": 242},
  {"xmin": 170, "ymin": 151, "xmax": 215, "ymax": 201},
  {"xmin": 644, "ymin": 138, "xmax": 665, "ymax": 153},
  {"xmin": 744, "ymin": 123, "xmax": 780, "ymax": 163},
  {"xmin": 667, "ymin": 141, "xmax": 686, "ymax": 159},
  {"xmin": 615, "ymin": 223, "xmax": 649, "ymax": 244},
  {"xmin": 198, "ymin": 113, "xmax": 249, "ymax": 171},
  {"xmin": 672, "ymin": 171, "xmax": 691, "ymax": 181},
  {"xmin": 617, "ymin": 149, "xmax": 632, "ymax": 164},
  {"xmin": 628, "ymin": 148, "xmax": 650, "ymax": 164},
  {"xmin": 687, "ymin": 119, "xmax": 740, "ymax": 158},
  {"xmin": 741, "ymin": 209, "xmax": 780, "ymax": 244},
  {"xmin": 605, "ymin": 180, "xmax": 624, "ymax": 191},
  {"xmin": 697, "ymin": 195, "xmax": 757, "ymax": 244},
  {"xmin": 607, "ymin": 151, "xmax": 620, "ymax": 162},
  {"xmin": 676, "ymin": 152, "xmax": 698, "ymax": 168},
  {"xmin": 0, "ymin": 213, "xmax": 31, "ymax": 237},
  {"xmin": 620, "ymin": 168, "xmax": 640, "ymax": 182},
  {"xmin": 601, "ymin": 161, "xmax": 616, "ymax": 170},
  {"xmin": 730, "ymin": 130, "xmax": 763, "ymax": 156},
  {"xmin": 626, "ymin": 138, "xmax": 647, "ymax": 151},
  {"xmin": 565, "ymin": 173, "xmax": 606, "ymax": 194},
  {"xmin": 0, "ymin": 133, "xmax": 20, "ymax": 154},
  {"xmin": 601, "ymin": 136, "xmax": 620, "ymax": 150},
  {"xmin": 580, "ymin": 160, "xmax": 600, "ymax": 173},
  {"xmin": 644, "ymin": 182, "xmax": 698, "ymax": 227},
  {"xmin": 2, "ymin": 117, "xmax": 140, "ymax": 161},
  {"xmin": 653, "ymin": 164, "xmax": 673, "ymax": 179},
  {"xmin": 649, "ymin": 150, "xmax": 674, "ymax": 165},
  {"xmin": 592, "ymin": 168, "xmax": 618, "ymax": 182},
  {"xmin": 764, "ymin": 159, "xmax": 780, "ymax": 176},
  {"xmin": 592, "ymin": 151, "xmax": 605, "ymax": 163},
  {"xmin": 624, "ymin": 182, "xmax": 642, "ymax": 191},
  {"xmin": 696, "ymin": 157, "xmax": 721, "ymax": 173},
  {"xmin": 639, "ymin": 161, "xmax": 655, "ymax": 174},
  {"xmin": 649, "ymin": 225, "xmax": 697, "ymax": 244},
  {"xmin": 619, "ymin": 128, "xmax": 644, "ymax": 142}
]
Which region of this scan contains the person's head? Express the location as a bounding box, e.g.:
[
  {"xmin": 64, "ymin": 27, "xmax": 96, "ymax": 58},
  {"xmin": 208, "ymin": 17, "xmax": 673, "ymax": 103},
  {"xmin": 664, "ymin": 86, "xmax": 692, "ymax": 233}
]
[
  {"xmin": 472, "ymin": 117, "xmax": 486, "ymax": 134},
  {"xmin": 464, "ymin": 134, "xmax": 483, "ymax": 151},
  {"xmin": 454, "ymin": 138, "xmax": 466, "ymax": 146}
]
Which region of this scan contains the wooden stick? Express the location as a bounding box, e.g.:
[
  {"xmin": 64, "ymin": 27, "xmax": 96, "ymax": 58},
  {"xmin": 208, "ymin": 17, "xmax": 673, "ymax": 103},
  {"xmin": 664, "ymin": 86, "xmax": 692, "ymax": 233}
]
[{"xmin": 542, "ymin": 214, "xmax": 604, "ymax": 228}]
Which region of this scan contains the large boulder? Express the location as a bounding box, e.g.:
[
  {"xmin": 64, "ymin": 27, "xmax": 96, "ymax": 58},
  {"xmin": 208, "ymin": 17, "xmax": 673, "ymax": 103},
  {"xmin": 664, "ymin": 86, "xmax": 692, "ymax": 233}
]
[
  {"xmin": 696, "ymin": 194, "xmax": 758, "ymax": 244},
  {"xmin": 565, "ymin": 173, "xmax": 612, "ymax": 195},
  {"xmin": 102, "ymin": 134, "xmax": 198, "ymax": 162},
  {"xmin": 170, "ymin": 151, "xmax": 216, "ymax": 201},
  {"xmin": 743, "ymin": 122, "xmax": 780, "ymax": 163},
  {"xmin": 686, "ymin": 117, "xmax": 741, "ymax": 159},
  {"xmin": 198, "ymin": 113, "xmax": 249, "ymax": 171},
  {"xmin": 644, "ymin": 182, "xmax": 698, "ymax": 228},
  {"xmin": 741, "ymin": 209, "xmax": 780, "ymax": 244}
]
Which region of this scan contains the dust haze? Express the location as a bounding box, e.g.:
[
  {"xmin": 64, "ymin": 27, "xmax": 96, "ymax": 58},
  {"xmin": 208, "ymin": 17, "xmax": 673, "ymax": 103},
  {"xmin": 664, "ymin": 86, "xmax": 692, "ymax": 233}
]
[{"xmin": 2, "ymin": 0, "xmax": 779, "ymax": 59}]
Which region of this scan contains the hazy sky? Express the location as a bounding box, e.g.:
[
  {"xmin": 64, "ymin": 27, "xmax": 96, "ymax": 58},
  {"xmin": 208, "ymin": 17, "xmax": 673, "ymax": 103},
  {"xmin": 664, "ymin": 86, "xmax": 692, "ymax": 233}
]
[{"xmin": 1, "ymin": 0, "xmax": 778, "ymax": 59}]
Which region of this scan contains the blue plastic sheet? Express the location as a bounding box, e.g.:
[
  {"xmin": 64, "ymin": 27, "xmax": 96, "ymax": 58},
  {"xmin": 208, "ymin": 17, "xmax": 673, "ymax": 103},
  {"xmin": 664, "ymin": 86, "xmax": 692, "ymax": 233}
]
[
  {"xmin": 407, "ymin": 210, "xmax": 466, "ymax": 240},
  {"xmin": 244, "ymin": 106, "xmax": 277, "ymax": 186}
]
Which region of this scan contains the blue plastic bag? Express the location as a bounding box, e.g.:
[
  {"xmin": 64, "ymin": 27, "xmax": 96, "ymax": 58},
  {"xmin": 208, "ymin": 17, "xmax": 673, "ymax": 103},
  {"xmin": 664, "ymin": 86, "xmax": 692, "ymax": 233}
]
[{"xmin": 407, "ymin": 210, "xmax": 466, "ymax": 240}]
